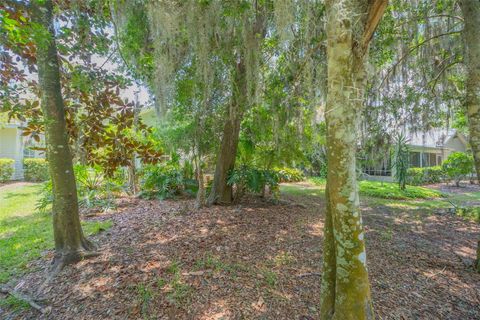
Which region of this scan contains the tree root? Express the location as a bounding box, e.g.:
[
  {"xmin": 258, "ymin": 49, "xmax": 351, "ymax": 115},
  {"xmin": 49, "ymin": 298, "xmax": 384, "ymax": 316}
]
[
  {"xmin": 48, "ymin": 249, "xmax": 100, "ymax": 280},
  {"xmin": 1, "ymin": 286, "xmax": 50, "ymax": 314}
]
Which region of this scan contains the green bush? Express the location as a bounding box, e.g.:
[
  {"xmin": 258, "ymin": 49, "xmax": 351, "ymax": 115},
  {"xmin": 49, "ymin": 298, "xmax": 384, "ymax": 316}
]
[
  {"xmin": 455, "ymin": 206, "xmax": 480, "ymax": 223},
  {"xmin": 36, "ymin": 165, "xmax": 127, "ymax": 213},
  {"xmin": 407, "ymin": 166, "xmax": 444, "ymax": 186},
  {"xmin": 228, "ymin": 165, "xmax": 280, "ymax": 200},
  {"xmin": 275, "ymin": 167, "xmax": 305, "ymax": 182},
  {"xmin": 23, "ymin": 158, "xmax": 49, "ymax": 182},
  {"xmin": 140, "ymin": 161, "xmax": 197, "ymax": 200},
  {"xmin": 442, "ymin": 152, "xmax": 474, "ymax": 186},
  {"xmin": 75, "ymin": 165, "xmax": 126, "ymax": 210},
  {"xmin": 0, "ymin": 158, "xmax": 14, "ymax": 182}
]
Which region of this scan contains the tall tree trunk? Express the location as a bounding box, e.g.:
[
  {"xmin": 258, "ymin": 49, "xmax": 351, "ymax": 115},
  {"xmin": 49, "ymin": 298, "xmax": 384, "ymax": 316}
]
[
  {"xmin": 460, "ymin": 0, "xmax": 480, "ymax": 274},
  {"xmin": 128, "ymin": 96, "xmax": 141, "ymax": 195},
  {"xmin": 320, "ymin": 1, "xmax": 387, "ymax": 318},
  {"xmin": 32, "ymin": 0, "xmax": 95, "ymax": 272},
  {"xmin": 460, "ymin": 0, "xmax": 480, "ymax": 184},
  {"xmin": 207, "ymin": 60, "xmax": 246, "ymax": 205}
]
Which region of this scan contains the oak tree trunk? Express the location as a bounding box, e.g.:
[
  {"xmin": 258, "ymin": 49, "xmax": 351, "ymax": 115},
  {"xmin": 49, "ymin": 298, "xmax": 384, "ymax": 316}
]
[
  {"xmin": 460, "ymin": 0, "xmax": 480, "ymax": 274},
  {"xmin": 32, "ymin": 0, "xmax": 94, "ymax": 271},
  {"xmin": 320, "ymin": 0, "xmax": 386, "ymax": 318},
  {"xmin": 207, "ymin": 60, "xmax": 246, "ymax": 205}
]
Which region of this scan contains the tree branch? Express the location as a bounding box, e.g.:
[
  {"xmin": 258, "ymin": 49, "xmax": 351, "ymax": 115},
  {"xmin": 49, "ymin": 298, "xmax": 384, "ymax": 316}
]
[
  {"xmin": 2, "ymin": 0, "xmax": 30, "ymax": 11},
  {"xmin": 361, "ymin": 0, "xmax": 389, "ymax": 52},
  {"xmin": 378, "ymin": 30, "xmax": 462, "ymax": 88}
]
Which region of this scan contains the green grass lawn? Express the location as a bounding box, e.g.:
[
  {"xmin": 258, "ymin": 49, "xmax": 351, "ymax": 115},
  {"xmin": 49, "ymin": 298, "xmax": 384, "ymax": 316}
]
[
  {"xmin": 282, "ymin": 178, "xmax": 479, "ymax": 221},
  {"xmin": 0, "ymin": 183, "xmax": 111, "ymax": 285},
  {"xmin": 307, "ymin": 178, "xmax": 442, "ymax": 200},
  {"xmin": 358, "ymin": 180, "xmax": 442, "ymax": 200}
]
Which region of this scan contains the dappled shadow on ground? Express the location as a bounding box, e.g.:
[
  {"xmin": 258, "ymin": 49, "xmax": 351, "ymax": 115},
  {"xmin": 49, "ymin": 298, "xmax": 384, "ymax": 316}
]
[
  {"xmin": 364, "ymin": 200, "xmax": 480, "ymax": 319},
  {"xmin": 3, "ymin": 184, "xmax": 480, "ymax": 320}
]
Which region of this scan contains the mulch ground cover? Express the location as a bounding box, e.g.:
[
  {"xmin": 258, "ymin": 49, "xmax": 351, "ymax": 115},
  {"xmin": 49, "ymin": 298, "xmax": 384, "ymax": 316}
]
[{"xmin": 1, "ymin": 186, "xmax": 479, "ymax": 319}]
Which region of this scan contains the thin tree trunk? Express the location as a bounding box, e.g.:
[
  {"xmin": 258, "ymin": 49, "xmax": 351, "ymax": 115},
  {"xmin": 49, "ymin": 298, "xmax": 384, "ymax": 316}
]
[
  {"xmin": 460, "ymin": 0, "xmax": 480, "ymax": 184},
  {"xmin": 320, "ymin": 1, "xmax": 386, "ymax": 318},
  {"xmin": 32, "ymin": 0, "xmax": 95, "ymax": 272},
  {"xmin": 476, "ymin": 239, "xmax": 480, "ymax": 273},
  {"xmin": 128, "ymin": 96, "xmax": 141, "ymax": 195},
  {"xmin": 207, "ymin": 60, "xmax": 246, "ymax": 205},
  {"xmin": 194, "ymin": 152, "xmax": 206, "ymax": 210},
  {"xmin": 460, "ymin": 0, "xmax": 480, "ymax": 271}
]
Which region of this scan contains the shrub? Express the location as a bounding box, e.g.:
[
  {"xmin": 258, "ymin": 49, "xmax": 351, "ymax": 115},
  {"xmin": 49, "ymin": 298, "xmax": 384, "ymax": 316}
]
[
  {"xmin": 75, "ymin": 165, "xmax": 125, "ymax": 210},
  {"xmin": 228, "ymin": 165, "xmax": 280, "ymax": 200},
  {"xmin": 275, "ymin": 167, "xmax": 305, "ymax": 182},
  {"xmin": 140, "ymin": 163, "xmax": 190, "ymax": 199},
  {"xmin": 36, "ymin": 165, "xmax": 127, "ymax": 213},
  {"xmin": 441, "ymin": 152, "xmax": 474, "ymax": 186},
  {"xmin": 23, "ymin": 158, "xmax": 49, "ymax": 182},
  {"xmin": 0, "ymin": 158, "xmax": 14, "ymax": 182},
  {"xmin": 407, "ymin": 166, "xmax": 444, "ymax": 186}
]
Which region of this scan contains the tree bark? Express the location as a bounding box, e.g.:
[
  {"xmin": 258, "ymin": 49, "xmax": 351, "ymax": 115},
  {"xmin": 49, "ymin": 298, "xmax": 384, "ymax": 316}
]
[
  {"xmin": 320, "ymin": 1, "xmax": 386, "ymax": 318},
  {"xmin": 207, "ymin": 60, "xmax": 246, "ymax": 205},
  {"xmin": 194, "ymin": 152, "xmax": 206, "ymax": 210},
  {"xmin": 32, "ymin": 0, "xmax": 94, "ymax": 271},
  {"xmin": 460, "ymin": 0, "xmax": 480, "ymax": 184},
  {"xmin": 476, "ymin": 239, "xmax": 480, "ymax": 273},
  {"xmin": 460, "ymin": 0, "xmax": 480, "ymax": 273}
]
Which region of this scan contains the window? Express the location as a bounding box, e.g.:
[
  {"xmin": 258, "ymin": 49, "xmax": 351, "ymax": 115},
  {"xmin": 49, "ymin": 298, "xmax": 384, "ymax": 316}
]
[
  {"xmin": 411, "ymin": 152, "xmax": 440, "ymax": 167},
  {"xmin": 437, "ymin": 155, "xmax": 442, "ymax": 165},
  {"xmin": 410, "ymin": 152, "xmax": 420, "ymax": 167},
  {"xmin": 23, "ymin": 139, "xmax": 36, "ymax": 159}
]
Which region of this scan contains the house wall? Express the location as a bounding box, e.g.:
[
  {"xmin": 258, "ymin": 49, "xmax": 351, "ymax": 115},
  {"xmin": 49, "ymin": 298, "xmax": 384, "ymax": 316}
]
[
  {"xmin": 444, "ymin": 136, "xmax": 467, "ymax": 154},
  {"xmin": 0, "ymin": 127, "xmax": 23, "ymax": 180}
]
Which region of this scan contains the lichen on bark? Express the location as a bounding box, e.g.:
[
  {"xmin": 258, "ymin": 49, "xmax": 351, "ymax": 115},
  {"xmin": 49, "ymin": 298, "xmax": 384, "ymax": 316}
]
[
  {"xmin": 320, "ymin": 0, "xmax": 386, "ymax": 318},
  {"xmin": 459, "ymin": 0, "xmax": 480, "ymax": 274}
]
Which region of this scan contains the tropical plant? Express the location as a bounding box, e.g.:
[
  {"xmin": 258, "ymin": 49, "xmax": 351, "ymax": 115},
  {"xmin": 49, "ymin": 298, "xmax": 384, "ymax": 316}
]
[
  {"xmin": 139, "ymin": 159, "xmax": 198, "ymax": 200},
  {"xmin": 276, "ymin": 167, "xmax": 305, "ymax": 183},
  {"xmin": 227, "ymin": 165, "xmax": 281, "ymax": 201},
  {"xmin": 393, "ymin": 134, "xmax": 410, "ymax": 190}
]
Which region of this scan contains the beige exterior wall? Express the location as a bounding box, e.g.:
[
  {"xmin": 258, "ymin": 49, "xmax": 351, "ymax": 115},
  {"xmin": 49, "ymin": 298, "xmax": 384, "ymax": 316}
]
[
  {"xmin": 0, "ymin": 127, "xmax": 17, "ymax": 157},
  {"xmin": 445, "ymin": 136, "xmax": 467, "ymax": 154},
  {"xmin": 0, "ymin": 127, "xmax": 23, "ymax": 179}
]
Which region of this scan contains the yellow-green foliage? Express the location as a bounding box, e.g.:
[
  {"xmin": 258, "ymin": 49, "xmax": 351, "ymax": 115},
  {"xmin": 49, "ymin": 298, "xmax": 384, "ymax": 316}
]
[
  {"xmin": 308, "ymin": 178, "xmax": 442, "ymax": 200},
  {"xmin": 0, "ymin": 158, "xmax": 14, "ymax": 182},
  {"xmin": 23, "ymin": 158, "xmax": 49, "ymax": 182},
  {"xmin": 276, "ymin": 167, "xmax": 305, "ymax": 182},
  {"xmin": 359, "ymin": 180, "xmax": 442, "ymax": 200}
]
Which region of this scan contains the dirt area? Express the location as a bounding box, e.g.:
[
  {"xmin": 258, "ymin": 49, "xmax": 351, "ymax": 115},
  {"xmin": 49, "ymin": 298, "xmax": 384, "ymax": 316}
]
[
  {"xmin": 1, "ymin": 188, "xmax": 479, "ymax": 320},
  {"xmin": 429, "ymin": 181, "xmax": 480, "ymax": 195}
]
